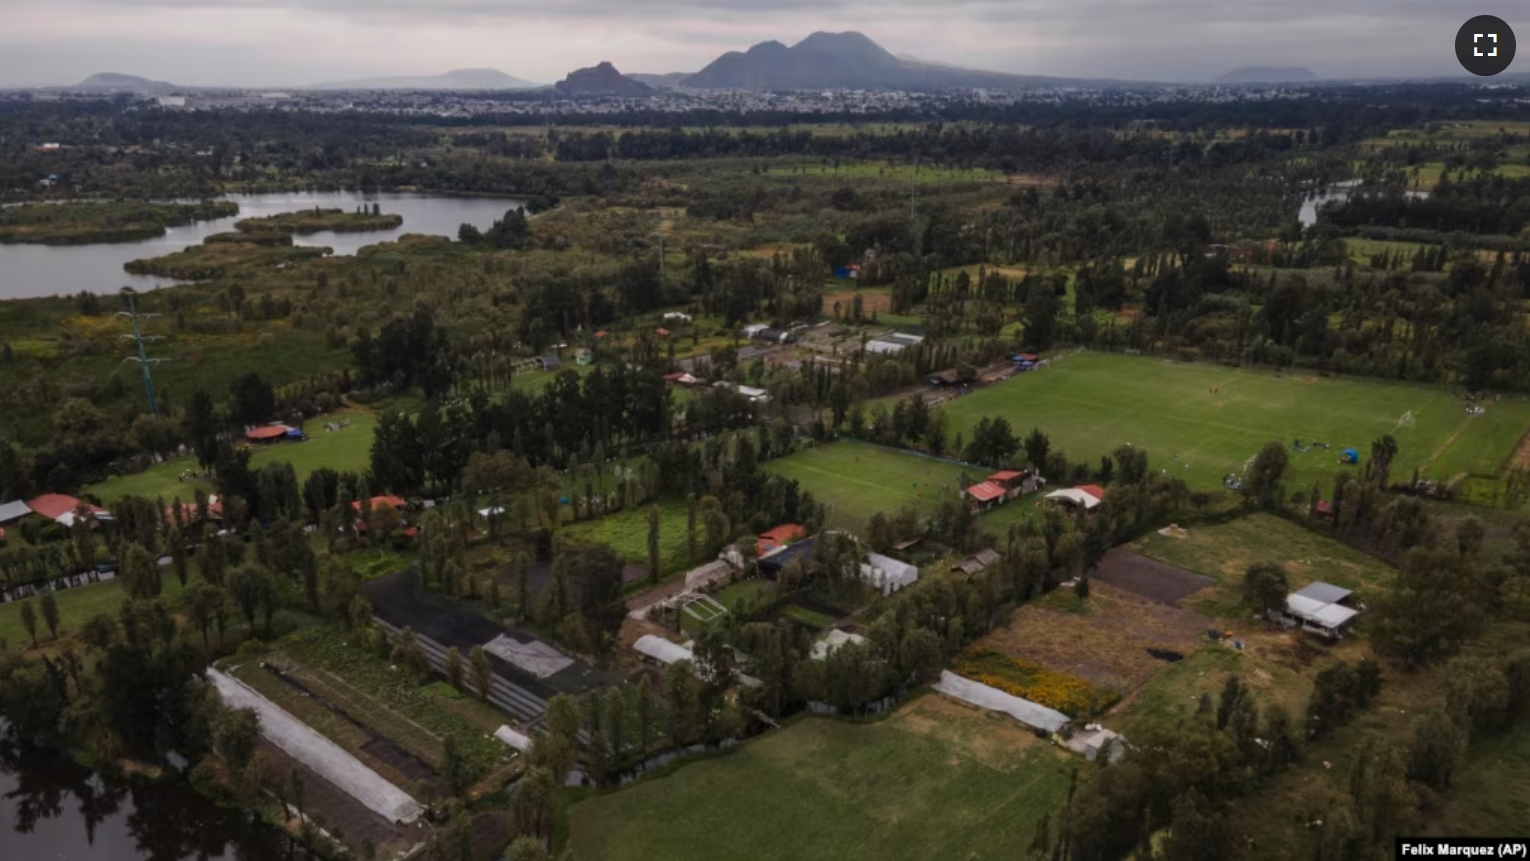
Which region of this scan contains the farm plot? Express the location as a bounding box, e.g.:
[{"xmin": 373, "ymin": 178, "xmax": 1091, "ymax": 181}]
[
  {"xmin": 765, "ymin": 440, "xmax": 982, "ymax": 529},
  {"xmin": 1091, "ymin": 549, "xmax": 1212, "ymax": 605},
  {"xmin": 1131, "ymin": 512, "xmax": 1396, "ymax": 618},
  {"xmin": 939, "ymin": 353, "xmax": 1530, "ymax": 494},
  {"xmin": 261, "ymin": 626, "xmax": 513, "ymax": 785},
  {"xmin": 567, "ymin": 695, "xmax": 1069, "ymax": 861},
  {"xmin": 971, "ymin": 581, "xmax": 1212, "ymax": 699}
]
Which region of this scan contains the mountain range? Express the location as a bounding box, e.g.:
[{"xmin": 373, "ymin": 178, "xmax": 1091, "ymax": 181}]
[
  {"xmin": 311, "ymin": 68, "xmax": 536, "ymax": 90},
  {"xmin": 677, "ymin": 31, "xmax": 1097, "ymax": 90}
]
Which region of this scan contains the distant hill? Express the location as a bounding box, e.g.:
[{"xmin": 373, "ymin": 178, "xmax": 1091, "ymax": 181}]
[
  {"xmin": 1216, "ymin": 66, "xmax": 1316, "ymax": 84},
  {"xmin": 554, "ymin": 62, "xmax": 652, "ymax": 97},
  {"xmin": 682, "ymin": 31, "xmax": 1097, "ymax": 90},
  {"xmin": 71, "ymin": 73, "xmax": 180, "ymax": 94},
  {"xmin": 311, "ymin": 68, "xmax": 536, "ymax": 90}
]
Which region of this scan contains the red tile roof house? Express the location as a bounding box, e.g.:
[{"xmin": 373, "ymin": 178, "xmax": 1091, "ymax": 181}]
[
  {"xmin": 26, "ymin": 494, "xmax": 110, "ymax": 526},
  {"xmin": 986, "ymin": 469, "xmax": 1043, "ymax": 498},
  {"xmin": 352, "ymin": 496, "xmax": 412, "ymax": 536},
  {"xmin": 757, "ymin": 524, "xmax": 808, "ymax": 558},
  {"xmin": 962, "ymin": 481, "xmax": 1007, "ymax": 511}
]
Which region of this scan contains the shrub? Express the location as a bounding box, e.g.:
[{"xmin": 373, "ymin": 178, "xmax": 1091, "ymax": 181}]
[{"xmin": 951, "ymin": 648, "xmax": 1119, "ymax": 717}]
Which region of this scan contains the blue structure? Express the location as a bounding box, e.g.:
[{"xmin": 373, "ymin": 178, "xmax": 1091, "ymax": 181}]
[{"xmin": 1341, "ymin": 448, "xmax": 1359, "ymax": 464}]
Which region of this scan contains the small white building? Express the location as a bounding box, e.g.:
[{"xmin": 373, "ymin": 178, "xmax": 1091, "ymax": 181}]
[
  {"xmin": 632, "ymin": 634, "xmax": 760, "ymax": 688},
  {"xmin": 1272, "ymin": 581, "xmax": 1360, "ymax": 639},
  {"xmin": 864, "ymin": 333, "xmax": 925, "ymax": 355},
  {"xmin": 663, "ymin": 312, "xmax": 693, "ymax": 324},
  {"xmin": 810, "ymin": 629, "xmax": 868, "ymax": 660},
  {"xmin": 713, "ymin": 381, "xmax": 771, "ymax": 404},
  {"xmin": 741, "ymin": 323, "xmax": 770, "ymax": 339},
  {"xmin": 860, "ymin": 551, "xmax": 919, "ymax": 595}
]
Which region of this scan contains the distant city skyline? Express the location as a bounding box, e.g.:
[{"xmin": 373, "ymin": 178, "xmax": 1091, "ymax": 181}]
[{"xmin": 0, "ymin": 0, "xmax": 1514, "ymax": 88}]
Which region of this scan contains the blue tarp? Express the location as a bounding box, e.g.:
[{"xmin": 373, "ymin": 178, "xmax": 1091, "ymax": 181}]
[
  {"xmin": 1341, "ymin": 448, "xmax": 1359, "ymax": 463},
  {"xmin": 285, "ymin": 428, "xmax": 304, "ymax": 438}
]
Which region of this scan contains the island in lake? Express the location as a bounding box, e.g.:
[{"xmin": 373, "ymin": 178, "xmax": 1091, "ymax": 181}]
[
  {"xmin": 0, "ymin": 200, "xmax": 238, "ymax": 244},
  {"xmin": 123, "ymin": 242, "xmax": 330, "ymax": 279},
  {"xmin": 123, "ymin": 206, "xmax": 403, "ymax": 278},
  {"xmin": 234, "ymin": 207, "xmax": 404, "ymax": 236}
]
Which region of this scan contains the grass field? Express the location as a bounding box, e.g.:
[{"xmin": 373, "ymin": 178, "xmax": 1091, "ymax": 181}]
[
  {"xmin": 566, "ymin": 695, "xmax": 1070, "ymax": 861},
  {"xmin": 765, "ymin": 440, "xmax": 986, "ymax": 529},
  {"xmin": 89, "ymin": 410, "xmax": 378, "ymax": 504},
  {"xmin": 780, "ymin": 604, "xmax": 837, "ymax": 630},
  {"xmin": 562, "ymin": 500, "xmax": 694, "ymax": 577},
  {"xmin": 1131, "ymin": 512, "xmax": 1397, "ymax": 618},
  {"xmin": 941, "ymin": 353, "xmax": 1530, "ymax": 494},
  {"xmin": 1438, "ymin": 724, "xmax": 1530, "ymax": 836},
  {"xmin": 0, "ymin": 573, "xmax": 188, "ymax": 648}
]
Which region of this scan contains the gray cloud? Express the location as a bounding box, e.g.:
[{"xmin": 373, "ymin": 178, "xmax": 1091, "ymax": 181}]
[{"xmin": 0, "ymin": 0, "xmax": 1511, "ymax": 87}]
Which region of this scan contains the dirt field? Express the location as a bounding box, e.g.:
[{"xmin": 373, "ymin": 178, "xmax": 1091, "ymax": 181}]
[
  {"xmin": 975, "ymin": 582, "xmax": 1212, "ymax": 695},
  {"xmin": 258, "ymin": 740, "xmax": 426, "ymax": 858},
  {"xmin": 821, "ymin": 290, "xmax": 893, "ymax": 316},
  {"xmin": 1092, "ymin": 549, "xmax": 1212, "ymax": 604},
  {"xmin": 1511, "ymin": 429, "xmax": 1530, "ymax": 471},
  {"xmin": 895, "ymin": 693, "xmax": 1053, "ymax": 768}
]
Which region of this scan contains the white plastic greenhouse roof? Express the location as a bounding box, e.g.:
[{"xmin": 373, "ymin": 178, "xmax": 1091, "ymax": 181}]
[
  {"xmin": 934, "ymin": 670, "xmax": 1070, "ymax": 733},
  {"xmin": 633, "ymin": 635, "xmax": 694, "ymax": 665}
]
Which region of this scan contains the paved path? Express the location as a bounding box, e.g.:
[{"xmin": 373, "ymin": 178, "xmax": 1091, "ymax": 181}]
[{"xmin": 208, "ymin": 668, "xmax": 424, "ymax": 824}]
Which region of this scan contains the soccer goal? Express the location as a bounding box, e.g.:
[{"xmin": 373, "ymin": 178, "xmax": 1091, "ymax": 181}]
[{"xmin": 1395, "ymin": 410, "xmax": 1415, "ymax": 430}]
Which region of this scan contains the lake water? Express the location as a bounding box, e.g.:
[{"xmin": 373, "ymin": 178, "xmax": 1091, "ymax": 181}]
[
  {"xmin": 1298, "ymin": 181, "xmax": 1429, "ymax": 227},
  {"xmin": 0, "ymin": 732, "xmax": 309, "ymax": 860},
  {"xmin": 0, "ymin": 191, "xmax": 525, "ymax": 300}
]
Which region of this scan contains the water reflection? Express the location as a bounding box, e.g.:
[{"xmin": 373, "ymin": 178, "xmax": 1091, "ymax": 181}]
[{"xmin": 0, "ymin": 730, "xmax": 307, "ymax": 860}]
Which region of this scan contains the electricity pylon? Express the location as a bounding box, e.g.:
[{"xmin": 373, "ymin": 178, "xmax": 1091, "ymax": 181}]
[{"xmin": 116, "ymin": 287, "xmax": 165, "ymax": 415}]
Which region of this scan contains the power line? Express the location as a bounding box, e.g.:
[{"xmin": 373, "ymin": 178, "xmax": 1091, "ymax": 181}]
[{"xmin": 115, "ymin": 287, "xmax": 165, "ymax": 415}]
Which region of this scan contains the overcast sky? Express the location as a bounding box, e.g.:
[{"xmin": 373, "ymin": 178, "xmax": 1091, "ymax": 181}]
[{"xmin": 0, "ymin": 0, "xmax": 1517, "ymax": 87}]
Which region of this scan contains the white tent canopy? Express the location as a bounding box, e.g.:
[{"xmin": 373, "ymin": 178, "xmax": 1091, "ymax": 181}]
[{"xmin": 1045, "ymin": 488, "xmax": 1102, "ymax": 510}]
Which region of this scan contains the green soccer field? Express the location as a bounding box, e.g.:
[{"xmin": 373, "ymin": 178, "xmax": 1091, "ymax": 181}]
[
  {"xmin": 939, "ymin": 353, "xmax": 1530, "ymax": 494},
  {"xmin": 765, "ymin": 440, "xmax": 984, "ymax": 529},
  {"xmin": 566, "ymin": 696, "xmax": 1070, "ymax": 861},
  {"xmin": 88, "ymin": 410, "xmax": 378, "ymax": 504}
]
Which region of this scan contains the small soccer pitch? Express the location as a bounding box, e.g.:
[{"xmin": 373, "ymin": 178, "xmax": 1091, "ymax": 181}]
[
  {"xmin": 938, "ymin": 353, "xmax": 1530, "ymax": 493},
  {"xmin": 567, "ymin": 695, "xmax": 1068, "ymax": 861},
  {"xmin": 765, "ymin": 440, "xmax": 983, "ymax": 529}
]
